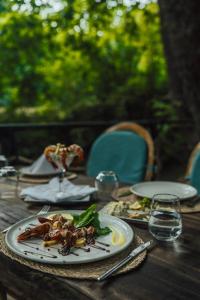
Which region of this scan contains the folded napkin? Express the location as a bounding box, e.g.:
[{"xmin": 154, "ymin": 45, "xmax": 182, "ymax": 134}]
[
  {"xmin": 20, "ymin": 177, "xmax": 97, "ymax": 203},
  {"xmin": 20, "ymin": 154, "xmax": 61, "ymax": 176}
]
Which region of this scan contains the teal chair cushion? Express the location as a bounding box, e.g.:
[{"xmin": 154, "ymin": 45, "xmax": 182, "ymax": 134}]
[
  {"xmin": 189, "ymin": 150, "xmax": 200, "ymax": 194},
  {"xmin": 87, "ymin": 131, "xmax": 147, "ymax": 184}
]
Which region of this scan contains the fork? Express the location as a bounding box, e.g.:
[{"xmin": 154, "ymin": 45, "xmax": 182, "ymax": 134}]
[
  {"xmin": 37, "ymin": 205, "xmax": 51, "ymax": 215},
  {"xmin": 2, "ymin": 204, "xmax": 51, "ymax": 234}
]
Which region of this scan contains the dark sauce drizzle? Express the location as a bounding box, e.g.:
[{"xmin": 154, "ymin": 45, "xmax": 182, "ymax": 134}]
[
  {"xmin": 21, "ymin": 241, "xmax": 78, "ymax": 257},
  {"xmin": 75, "ymin": 247, "xmax": 90, "ymax": 253},
  {"xmin": 21, "ymin": 240, "xmax": 58, "ymax": 250},
  {"xmin": 96, "ymin": 241, "xmax": 110, "ymax": 247},
  {"xmin": 24, "ymin": 250, "xmax": 57, "ymax": 259},
  {"xmin": 20, "ymin": 239, "xmax": 111, "ymax": 256},
  {"xmin": 20, "ymin": 241, "xmax": 40, "ymax": 251},
  {"xmin": 90, "ymin": 245, "xmax": 110, "ymax": 253},
  {"xmin": 21, "ymin": 240, "xmax": 40, "ymax": 246},
  {"xmin": 19, "ymin": 225, "xmax": 111, "ymax": 257},
  {"xmin": 69, "ymin": 251, "xmax": 79, "ymax": 256}
]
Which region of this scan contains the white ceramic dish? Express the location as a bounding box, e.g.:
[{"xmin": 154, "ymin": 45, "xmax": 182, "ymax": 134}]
[
  {"xmin": 130, "ymin": 181, "xmax": 197, "ymax": 200},
  {"xmin": 20, "ymin": 154, "xmax": 61, "ymax": 177},
  {"xmin": 20, "ymin": 166, "xmax": 61, "ymax": 177},
  {"xmin": 100, "ymin": 205, "xmax": 149, "ymax": 224},
  {"xmin": 5, "ymin": 210, "xmax": 134, "ymax": 264}
]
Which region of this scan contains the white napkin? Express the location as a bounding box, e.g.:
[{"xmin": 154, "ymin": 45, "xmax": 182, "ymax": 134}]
[
  {"xmin": 20, "ymin": 154, "xmax": 61, "ymax": 176},
  {"xmin": 20, "ymin": 177, "xmax": 97, "ymax": 203}
]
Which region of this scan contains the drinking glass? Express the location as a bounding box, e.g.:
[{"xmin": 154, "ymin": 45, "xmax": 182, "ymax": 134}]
[
  {"xmin": 0, "ymin": 166, "xmax": 19, "ymax": 199},
  {"xmin": 95, "ymin": 171, "xmax": 119, "ymax": 201},
  {"xmin": 0, "ymin": 155, "xmax": 8, "ymax": 168},
  {"xmin": 148, "ymin": 193, "xmax": 182, "ymax": 242}
]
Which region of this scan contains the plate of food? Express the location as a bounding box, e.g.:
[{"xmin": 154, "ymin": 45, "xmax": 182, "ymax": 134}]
[
  {"xmin": 5, "ymin": 204, "xmax": 134, "ymax": 264},
  {"xmin": 130, "ymin": 181, "xmax": 197, "ymax": 200},
  {"xmin": 100, "ymin": 198, "xmax": 151, "ymax": 224},
  {"xmin": 20, "ymin": 142, "xmax": 84, "ymax": 178}
]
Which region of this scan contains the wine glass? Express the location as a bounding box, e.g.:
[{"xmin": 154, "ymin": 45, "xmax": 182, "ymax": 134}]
[
  {"xmin": 44, "ymin": 144, "xmax": 84, "ymax": 200},
  {"xmin": 55, "ymin": 154, "xmax": 75, "ymax": 200},
  {"xmin": 95, "ymin": 171, "xmax": 119, "ymax": 201},
  {"xmin": 148, "ymin": 193, "xmax": 182, "ymax": 242}
]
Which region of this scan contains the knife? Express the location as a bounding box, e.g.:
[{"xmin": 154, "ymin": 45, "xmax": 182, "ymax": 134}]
[{"xmin": 97, "ymin": 240, "xmax": 152, "ymax": 281}]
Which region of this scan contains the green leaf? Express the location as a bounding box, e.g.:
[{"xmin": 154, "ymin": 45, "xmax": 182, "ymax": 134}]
[
  {"xmin": 91, "ymin": 212, "xmax": 112, "ymax": 237},
  {"xmin": 73, "ymin": 204, "xmax": 111, "ymax": 237},
  {"xmin": 96, "ymin": 227, "xmax": 112, "ymax": 236},
  {"xmin": 139, "ymin": 197, "xmax": 151, "ymax": 209},
  {"xmin": 73, "ymin": 204, "xmax": 97, "ymax": 228}
]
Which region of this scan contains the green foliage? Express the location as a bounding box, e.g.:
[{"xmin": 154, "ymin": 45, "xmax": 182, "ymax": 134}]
[
  {"xmin": 0, "ymin": 12, "xmax": 53, "ymax": 110},
  {"xmin": 0, "ymin": 0, "xmax": 168, "ymax": 122}
]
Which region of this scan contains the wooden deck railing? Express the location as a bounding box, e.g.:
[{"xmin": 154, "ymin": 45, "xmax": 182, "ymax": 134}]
[{"xmin": 0, "ymin": 119, "xmax": 194, "ymax": 164}]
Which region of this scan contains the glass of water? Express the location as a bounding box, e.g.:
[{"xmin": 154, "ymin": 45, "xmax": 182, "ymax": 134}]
[
  {"xmin": 0, "ymin": 166, "xmax": 19, "ymax": 199},
  {"xmin": 95, "ymin": 171, "xmax": 119, "ymax": 201},
  {"xmin": 148, "ymin": 193, "xmax": 182, "ymax": 242}
]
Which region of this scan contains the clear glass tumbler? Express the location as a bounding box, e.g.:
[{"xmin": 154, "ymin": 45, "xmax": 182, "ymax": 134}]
[
  {"xmin": 95, "ymin": 171, "xmax": 119, "ymax": 201},
  {"xmin": 0, "ymin": 166, "xmax": 19, "ymax": 200},
  {"xmin": 148, "ymin": 193, "xmax": 182, "ymax": 242}
]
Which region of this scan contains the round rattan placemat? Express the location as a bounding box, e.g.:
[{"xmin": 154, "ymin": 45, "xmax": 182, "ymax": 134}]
[
  {"xmin": 0, "ymin": 233, "xmax": 146, "ymax": 280},
  {"xmin": 9, "ymin": 172, "xmax": 77, "ymax": 184}
]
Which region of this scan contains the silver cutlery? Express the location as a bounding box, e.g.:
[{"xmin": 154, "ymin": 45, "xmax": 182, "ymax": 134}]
[
  {"xmin": 97, "ymin": 240, "xmax": 152, "ymax": 281},
  {"xmin": 37, "ymin": 205, "xmax": 51, "ymax": 215},
  {"xmin": 2, "ymin": 204, "xmax": 50, "ymax": 234}
]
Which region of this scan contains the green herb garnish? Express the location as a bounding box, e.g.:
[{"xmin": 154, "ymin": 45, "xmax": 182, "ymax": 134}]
[
  {"xmin": 139, "ymin": 197, "xmax": 151, "ymax": 209},
  {"xmin": 73, "ymin": 204, "xmax": 111, "ymax": 237}
]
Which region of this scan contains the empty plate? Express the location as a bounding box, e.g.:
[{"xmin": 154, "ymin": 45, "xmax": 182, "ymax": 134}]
[{"xmin": 130, "ymin": 181, "xmax": 197, "ymax": 200}]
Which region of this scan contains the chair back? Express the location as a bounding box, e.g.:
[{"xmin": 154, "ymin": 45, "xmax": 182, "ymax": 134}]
[
  {"xmin": 86, "ymin": 122, "xmax": 154, "ymax": 184},
  {"xmin": 185, "ymin": 142, "xmax": 200, "ymax": 193}
]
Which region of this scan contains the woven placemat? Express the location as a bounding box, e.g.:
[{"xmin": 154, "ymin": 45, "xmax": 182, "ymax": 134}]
[
  {"xmin": 9, "ymin": 172, "xmax": 77, "ymax": 184},
  {"xmin": 0, "ymin": 233, "xmax": 146, "ymax": 280},
  {"xmin": 117, "ymin": 187, "xmax": 200, "ymax": 213}
]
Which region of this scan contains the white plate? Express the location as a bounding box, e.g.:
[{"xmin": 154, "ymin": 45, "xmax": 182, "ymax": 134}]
[
  {"xmin": 5, "ymin": 210, "xmax": 134, "ymax": 264},
  {"xmin": 130, "ymin": 181, "xmax": 197, "ymax": 200},
  {"xmin": 20, "ymin": 166, "xmax": 61, "ymax": 177},
  {"xmin": 20, "ymin": 154, "xmax": 62, "ymax": 177}
]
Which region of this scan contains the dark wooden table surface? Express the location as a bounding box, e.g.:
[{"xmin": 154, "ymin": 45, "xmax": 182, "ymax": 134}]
[{"xmin": 0, "ymin": 175, "xmax": 199, "ymax": 300}]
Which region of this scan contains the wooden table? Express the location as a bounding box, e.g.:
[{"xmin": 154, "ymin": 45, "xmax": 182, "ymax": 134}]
[{"xmin": 0, "ymin": 176, "xmax": 199, "ymax": 300}]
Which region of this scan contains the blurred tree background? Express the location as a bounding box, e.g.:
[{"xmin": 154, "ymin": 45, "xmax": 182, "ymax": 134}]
[
  {"xmin": 0, "ymin": 0, "xmax": 195, "ymax": 172},
  {"xmin": 0, "ymin": 0, "xmax": 169, "ymax": 121}
]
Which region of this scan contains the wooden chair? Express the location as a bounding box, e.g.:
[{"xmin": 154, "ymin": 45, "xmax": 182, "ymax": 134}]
[
  {"xmin": 185, "ymin": 142, "xmax": 200, "ymax": 178},
  {"xmin": 184, "ymin": 142, "xmax": 200, "ymax": 193},
  {"xmin": 86, "ymin": 121, "xmax": 155, "ymax": 184}
]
